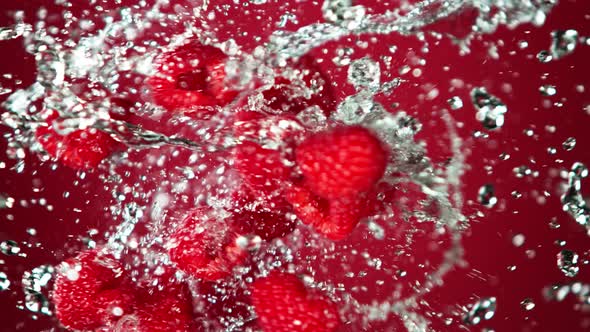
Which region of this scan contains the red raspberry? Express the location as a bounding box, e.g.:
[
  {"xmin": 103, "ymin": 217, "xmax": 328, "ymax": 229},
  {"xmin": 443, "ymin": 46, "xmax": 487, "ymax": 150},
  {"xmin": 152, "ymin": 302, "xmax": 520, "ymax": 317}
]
[
  {"xmin": 233, "ymin": 141, "xmax": 292, "ymax": 194},
  {"xmin": 147, "ymin": 42, "xmax": 238, "ymax": 112},
  {"xmin": 36, "ymin": 110, "xmax": 120, "ymax": 169},
  {"xmin": 295, "ymin": 126, "xmax": 387, "ymax": 200},
  {"xmin": 52, "ymin": 249, "xmax": 134, "ymax": 331},
  {"xmin": 130, "ymin": 282, "xmax": 196, "ymax": 332},
  {"xmin": 250, "ymin": 271, "xmax": 340, "ymax": 332},
  {"xmin": 286, "ymin": 185, "xmax": 366, "ymax": 240},
  {"xmin": 167, "ymin": 208, "xmax": 248, "ymax": 281},
  {"xmin": 231, "ymin": 187, "xmax": 297, "ymax": 240}
]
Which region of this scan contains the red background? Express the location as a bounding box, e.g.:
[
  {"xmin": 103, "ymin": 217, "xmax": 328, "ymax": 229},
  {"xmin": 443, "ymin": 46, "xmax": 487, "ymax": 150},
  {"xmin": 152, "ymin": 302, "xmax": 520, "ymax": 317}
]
[{"xmin": 0, "ymin": 0, "xmax": 589, "ymax": 331}]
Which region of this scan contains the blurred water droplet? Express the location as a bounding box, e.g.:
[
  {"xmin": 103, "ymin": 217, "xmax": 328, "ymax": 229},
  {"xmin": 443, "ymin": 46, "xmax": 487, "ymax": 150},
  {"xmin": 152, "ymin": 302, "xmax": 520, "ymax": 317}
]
[
  {"xmin": 512, "ymin": 234, "xmax": 525, "ymax": 247},
  {"xmin": 537, "ymin": 50, "xmax": 553, "ymax": 63},
  {"xmin": 464, "ymin": 297, "xmax": 496, "ymax": 325},
  {"xmin": 22, "ymin": 265, "xmax": 54, "ymax": 316},
  {"xmin": 471, "ymin": 88, "xmax": 507, "ymax": 130},
  {"xmin": 478, "ymin": 184, "xmax": 497, "ymax": 208},
  {"xmin": 550, "ymin": 30, "xmax": 578, "ymax": 59},
  {"xmin": 347, "ymin": 57, "xmax": 380, "ymax": 91},
  {"xmin": 539, "ymin": 85, "xmax": 556, "ymax": 96},
  {"xmin": 447, "ymin": 96, "xmax": 463, "ymax": 110},
  {"xmin": 322, "ymin": 0, "xmax": 366, "ymax": 29},
  {"xmin": 520, "ymin": 298, "xmax": 535, "ymax": 311},
  {"xmin": 0, "ymin": 272, "xmax": 10, "ymax": 291},
  {"xmin": 297, "ymin": 106, "xmax": 327, "ymax": 129},
  {"xmin": 0, "ymin": 240, "xmax": 21, "ymax": 256},
  {"xmin": 557, "ymin": 249, "xmax": 579, "ymax": 277},
  {"xmin": 561, "ymin": 162, "xmax": 590, "ymax": 232},
  {"xmin": 562, "ymin": 137, "xmax": 576, "ymax": 151}
]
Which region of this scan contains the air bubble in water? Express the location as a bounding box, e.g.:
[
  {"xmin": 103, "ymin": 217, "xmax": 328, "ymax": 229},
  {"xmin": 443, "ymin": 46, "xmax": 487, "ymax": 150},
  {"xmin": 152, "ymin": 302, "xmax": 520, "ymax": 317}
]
[
  {"xmin": 463, "ymin": 297, "xmax": 497, "ymax": 325},
  {"xmin": 347, "ymin": 57, "xmax": 380, "ymax": 91},
  {"xmin": 0, "ymin": 240, "xmax": 21, "ymax": 256},
  {"xmin": 562, "ymin": 137, "xmax": 576, "ymax": 151},
  {"xmin": 550, "ymin": 30, "xmax": 578, "ymax": 59},
  {"xmin": 0, "ymin": 272, "xmax": 10, "ymax": 290},
  {"xmin": 471, "ymin": 88, "xmax": 507, "ymax": 130},
  {"xmin": 557, "ymin": 250, "xmax": 579, "ymax": 277},
  {"xmin": 477, "ymin": 184, "xmax": 498, "ymax": 208}
]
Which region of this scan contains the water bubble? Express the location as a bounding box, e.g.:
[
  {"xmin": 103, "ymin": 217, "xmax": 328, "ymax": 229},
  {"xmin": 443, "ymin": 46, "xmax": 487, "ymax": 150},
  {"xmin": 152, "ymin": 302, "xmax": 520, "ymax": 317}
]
[
  {"xmin": 557, "ymin": 250, "xmax": 579, "ymax": 277},
  {"xmin": 347, "ymin": 57, "xmax": 380, "ymax": 91},
  {"xmin": 0, "ymin": 240, "xmax": 21, "ymax": 256},
  {"xmin": 471, "ymin": 88, "xmax": 508, "ymax": 130},
  {"xmin": 296, "ymin": 106, "xmax": 328, "ymax": 129},
  {"xmin": 539, "ymin": 85, "xmax": 556, "ymax": 96},
  {"xmin": 512, "ymin": 234, "xmax": 525, "ymax": 247},
  {"xmin": 562, "ymin": 137, "xmax": 576, "ymax": 151},
  {"xmin": 463, "ymin": 297, "xmax": 497, "ymax": 325},
  {"xmin": 0, "ymin": 272, "xmax": 10, "ymax": 290},
  {"xmin": 550, "ymin": 30, "xmax": 578, "ymax": 59},
  {"xmin": 447, "ymin": 96, "xmax": 463, "ymax": 110},
  {"xmin": 478, "ymin": 184, "xmax": 497, "ymax": 208},
  {"xmin": 520, "ymin": 298, "xmax": 535, "ymax": 311}
]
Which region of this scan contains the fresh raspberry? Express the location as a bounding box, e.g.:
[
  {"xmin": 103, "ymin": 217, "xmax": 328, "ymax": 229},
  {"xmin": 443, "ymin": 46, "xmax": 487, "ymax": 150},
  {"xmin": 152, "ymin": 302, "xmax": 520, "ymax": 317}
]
[
  {"xmin": 52, "ymin": 249, "xmax": 134, "ymax": 331},
  {"xmin": 147, "ymin": 41, "xmax": 238, "ymax": 112},
  {"xmin": 232, "ymin": 141, "xmax": 292, "ymax": 194},
  {"xmin": 130, "ymin": 281, "xmax": 196, "ymax": 332},
  {"xmin": 295, "ymin": 126, "xmax": 387, "ymax": 200},
  {"xmin": 250, "ymin": 271, "xmax": 340, "ymax": 332},
  {"xmin": 231, "ymin": 187, "xmax": 297, "ymax": 240},
  {"xmin": 286, "ymin": 185, "xmax": 366, "ymax": 240},
  {"xmin": 36, "ymin": 110, "xmax": 120, "ymax": 169},
  {"xmin": 167, "ymin": 207, "xmax": 248, "ymax": 281}
]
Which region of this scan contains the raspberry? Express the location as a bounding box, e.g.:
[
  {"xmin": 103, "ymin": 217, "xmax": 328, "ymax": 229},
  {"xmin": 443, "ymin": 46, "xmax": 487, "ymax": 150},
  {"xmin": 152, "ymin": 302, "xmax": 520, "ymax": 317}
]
[
  {"xmin": 231, "ymin": 187, "xmax": 297, "ymax": 240},
  {"xmin": 147, "ymin": 41, "xmax": 238, "ymax": 112},
  {"xmin": 295, "ymin": 126, "xmax": 387, "ymax": 200},
  {"xmin": 250, "ymin": 271, "xmax": 340, "ymax": 332},
  {"xmin": 131, "ymin": 282, "xmax": 195, "ymax": 332},
  {"xmin": 167, "ymin": 207, "xmax": 248, "ymax": 281},
  {"xmin": 52, "ymin": 249, "xmax": 134, "ymax": 331},
  {"xmin": 36, "ymin": 110, "xmax": 120, "ymax": 169},
  {"xmin": 286, "ymin": 185, "xmax": 366, "ymax": 240},
  {"xmin": 233, "ymin": 141, "xmax": 292, "ymax": 194}
]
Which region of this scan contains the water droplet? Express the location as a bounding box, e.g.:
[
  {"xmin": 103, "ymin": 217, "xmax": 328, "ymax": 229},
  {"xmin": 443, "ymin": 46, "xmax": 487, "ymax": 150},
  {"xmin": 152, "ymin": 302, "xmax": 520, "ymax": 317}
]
[
  {"xmin": 537, "ymin": 50, "xmax": 553, "ymax": 63},
  {"xmin": 478, "ymin": 184, "xmax": 497, "ymax": 208},
  {"xmin": 520, "ymin": 298, "xmax": 535, "ymax": 311},
  {"xmin": 557, "ymin": 249, "xmax": 579, "ymax": 277},
  {"xmin": 561, "ymin": 162, "xmax": 590, "ymax": 231},
  {"xmin": 471, "ymin": 88, "xmax": 507, "ymax": 130},
  {"xmin": 464, "ymin": 297, "xmax": 497, "ymax": 325},
  {"xmin": 22, "ymin": 265, "xmax": 54, "ymax": 316},
  {"xmin": 296, "ymin": 106, "xmax": 328, "ymax": 129},
  {"xmin": 322, "ymin": 0, "xmax": 366, "ymax": 29},
  {"xmin": 0, "ymin": 272, "xmax": 10, "ymax": 290},
  {"xmin": 562, "ymin": 137, "xmax": 576, "ymax": 151},
  {"xmin": 512, "ymin": 234, "xmax": 525, "ymax": 247},
  {"xmin": 0, "ymin": 240, "xmax": 21, "ymax": 256},
  {"xmin": 347, "ymin": 57, "xmax": 380, "ymax": 91},
  {"xmin": 448, "ymin": 96, "xmax": 463, "ymax": 110},
  {"xmin": 550, "ymin": 30, "xmax": 578, "ymax": 59},
  {"xmin": 539, "ymin": 85, "xmax": 556, "ymax": 96}
]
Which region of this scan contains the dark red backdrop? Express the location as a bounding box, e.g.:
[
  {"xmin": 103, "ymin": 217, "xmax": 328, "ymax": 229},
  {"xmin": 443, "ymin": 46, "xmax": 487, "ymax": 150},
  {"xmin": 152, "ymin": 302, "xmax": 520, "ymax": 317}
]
[{"xmin": 0, "ymin": 0, "xmax": 589, "ymax": 331}]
